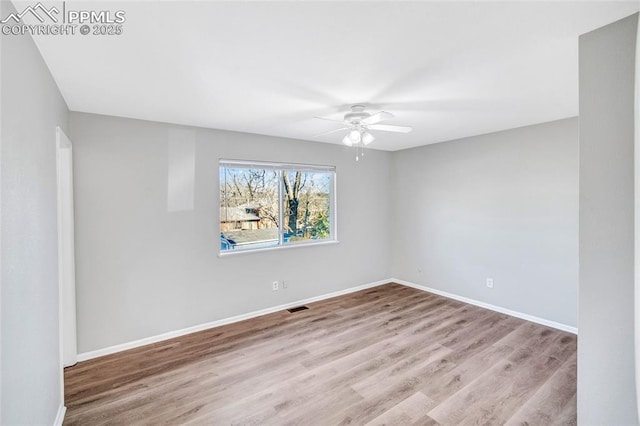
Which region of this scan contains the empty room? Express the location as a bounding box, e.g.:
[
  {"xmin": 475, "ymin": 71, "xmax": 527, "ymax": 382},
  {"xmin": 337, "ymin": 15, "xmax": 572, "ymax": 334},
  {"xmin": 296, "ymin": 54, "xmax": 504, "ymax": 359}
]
[{"xmin": 2, "ymin": 1, "xmax": 640, "ymax": 425}]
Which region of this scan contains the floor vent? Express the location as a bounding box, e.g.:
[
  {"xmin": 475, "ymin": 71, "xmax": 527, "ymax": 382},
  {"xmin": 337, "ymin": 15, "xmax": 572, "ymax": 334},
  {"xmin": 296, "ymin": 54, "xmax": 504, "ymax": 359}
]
[{"xmin": 287, "ymin": 305, "xmax": 309, "ymax": 313}]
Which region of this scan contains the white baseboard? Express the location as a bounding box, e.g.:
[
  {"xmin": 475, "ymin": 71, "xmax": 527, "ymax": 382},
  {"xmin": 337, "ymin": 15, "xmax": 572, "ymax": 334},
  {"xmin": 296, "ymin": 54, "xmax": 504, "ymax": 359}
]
[
  {"xmin": 391, "ymin": 278, "xmax": 578, "ymax": 335},
  {"xmin": 77, "ymin": 279, "xmax": 390, "ymax": 362},
  {"xmin": 53, "ymin": 404, "xmax": 66, "ymax": 426},
  {"xmin": 77, "ymin": 277, "xmax": 576, "ymax": 362}
]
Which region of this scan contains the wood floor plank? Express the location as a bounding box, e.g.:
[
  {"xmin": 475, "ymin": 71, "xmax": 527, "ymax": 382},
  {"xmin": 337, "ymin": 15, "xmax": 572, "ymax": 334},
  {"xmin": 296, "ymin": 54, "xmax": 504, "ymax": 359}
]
[
  {"xmin": 64, "ymin": 283, "xmax": 576, "ymax": 425},
  {"xmin": 505, "ymin": 352, "xmax": 577, "ymax": 425},
  {"xmin": 364, "ymin": 391, "xmax": 436, "ymax": 426},
  {"xmin": 553, "ymin": 394, "xmax": 578, "ymax": 426},
  {"xmin": 427, "ymin": 328, "xmax": 575, "ymax": 425},
  {"xmin": 420, "ymin": 335, "xmax": 516, "ymax": 403},
  {"xmin": 351, "ymin": 343, "xmax": 452, "ymax": 399},
  {"xmin": 326, "ymin": 353, "xmax": 456, "ymax": 425}
]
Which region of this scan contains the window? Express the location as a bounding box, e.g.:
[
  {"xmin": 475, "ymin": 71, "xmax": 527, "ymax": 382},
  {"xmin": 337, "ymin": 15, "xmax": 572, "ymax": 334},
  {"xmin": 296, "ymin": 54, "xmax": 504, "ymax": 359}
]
[{"xmin": 219, "ymin": 160, "xmax": 336, "ymax": 253}]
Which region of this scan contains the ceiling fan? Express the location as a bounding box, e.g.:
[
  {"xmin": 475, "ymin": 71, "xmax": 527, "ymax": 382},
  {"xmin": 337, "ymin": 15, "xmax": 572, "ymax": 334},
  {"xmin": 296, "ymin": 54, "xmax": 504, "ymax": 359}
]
[{"xmin": 314, "ymin": 104, "xmax": 412, "ymax": 147}]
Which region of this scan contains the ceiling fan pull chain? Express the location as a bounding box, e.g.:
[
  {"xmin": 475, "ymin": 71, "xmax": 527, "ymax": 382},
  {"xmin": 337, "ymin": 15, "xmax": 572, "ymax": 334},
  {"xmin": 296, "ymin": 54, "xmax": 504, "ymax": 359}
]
[{"xmin": 355, "ymin": 144, "xmax": 365, "ymax": 162}]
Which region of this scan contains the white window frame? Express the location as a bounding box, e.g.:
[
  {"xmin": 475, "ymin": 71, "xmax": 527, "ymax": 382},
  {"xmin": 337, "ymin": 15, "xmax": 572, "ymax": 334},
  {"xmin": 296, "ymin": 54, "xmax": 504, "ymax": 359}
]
[{"xmin": 219, "ymin": 159, "xmax": 338, "ymax": 256}]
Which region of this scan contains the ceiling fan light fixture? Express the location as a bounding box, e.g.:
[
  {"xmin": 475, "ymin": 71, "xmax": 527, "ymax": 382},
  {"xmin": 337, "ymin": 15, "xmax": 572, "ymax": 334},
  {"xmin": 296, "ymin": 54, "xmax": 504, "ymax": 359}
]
[
  {"xmin": 362, "ymin": 131, "xmax": 375, "ymax": 145},
  {"xmin": 313, "ymin": 106, "xmax": 413, "ymax": 159},
  {"xmin": 349, "ymin": 129, "xmax": 361, "ymax": 143}
]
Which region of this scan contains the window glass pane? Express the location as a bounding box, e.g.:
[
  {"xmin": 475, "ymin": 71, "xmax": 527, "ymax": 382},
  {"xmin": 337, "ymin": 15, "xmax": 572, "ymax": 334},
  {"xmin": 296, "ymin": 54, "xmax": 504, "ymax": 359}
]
[
  {"xmin": 282, "ymin": 170, "xmax": 332, "ymax": 244},
  {"xmin": 220, "ymin": 167, "xmax": 280, "ymax": 251}
]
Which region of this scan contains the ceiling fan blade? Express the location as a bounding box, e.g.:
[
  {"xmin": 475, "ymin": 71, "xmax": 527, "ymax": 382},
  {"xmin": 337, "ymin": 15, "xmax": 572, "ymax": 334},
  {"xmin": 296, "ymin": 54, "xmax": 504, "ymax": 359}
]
[
  {"xmin": 312, "ymin": 127, "xmax": 349, "ymax": 138},
  {"xmin": 362, "ymin": 111, "xmax": 394, "ymax": 125},
  {"xmin": 368, "ymin": 124, "xmax": 413, "ymax": 133},
  {"xmin": 313, "ymin": 116, "xmax": 346, "ymax": 124}
]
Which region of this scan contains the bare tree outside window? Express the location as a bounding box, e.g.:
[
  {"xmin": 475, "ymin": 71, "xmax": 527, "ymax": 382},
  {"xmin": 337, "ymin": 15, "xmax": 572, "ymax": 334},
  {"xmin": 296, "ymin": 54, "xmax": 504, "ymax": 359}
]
[
  {"xmin": 282, "ymin": 170, "xmax": 331, "ymax": 242},
  {"xmin": 220, "ymin": 162, "xmax": 335, "ymax": 252}
]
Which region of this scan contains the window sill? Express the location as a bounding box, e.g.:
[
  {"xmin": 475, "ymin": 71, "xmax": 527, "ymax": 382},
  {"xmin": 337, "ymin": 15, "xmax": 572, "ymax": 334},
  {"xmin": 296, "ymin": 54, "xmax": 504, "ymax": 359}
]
[{"xmin": 218, "ymin": 239, "xmax": 340, "ymax": 258}]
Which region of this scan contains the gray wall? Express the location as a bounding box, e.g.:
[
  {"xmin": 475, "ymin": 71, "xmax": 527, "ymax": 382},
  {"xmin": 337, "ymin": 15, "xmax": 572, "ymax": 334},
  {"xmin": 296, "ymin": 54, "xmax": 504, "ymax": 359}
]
[
  {"xmin": 71, "ymin": 114, "xmax": 582, "ymax": 353},
  {"xmin": 578, "ymin": 13, "xmax": 639, "ymax": 425},
  {"xmin": 69, "ymin": 112, "xmax": 392, "ymax": 353},
  {"xmin": 1, "ymin": 1, "xmax": 69, "ymax": 424},
  {"xmin": 391, "ymin": 118, "xmax": 579, "ymax": 328}
]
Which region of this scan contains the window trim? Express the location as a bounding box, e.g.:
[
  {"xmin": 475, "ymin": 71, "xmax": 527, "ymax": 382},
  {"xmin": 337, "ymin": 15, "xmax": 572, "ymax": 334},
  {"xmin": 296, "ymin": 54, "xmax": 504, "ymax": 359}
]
[{"xmin": 218, "ymin": 159, "xmax": 338, "ymax": 256}]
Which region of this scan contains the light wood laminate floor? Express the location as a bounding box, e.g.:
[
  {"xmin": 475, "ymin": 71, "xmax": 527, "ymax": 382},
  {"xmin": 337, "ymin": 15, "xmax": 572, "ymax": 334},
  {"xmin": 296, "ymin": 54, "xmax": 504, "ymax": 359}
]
[{"xmin": 64, "ymin": 283, "xmax": 577, "ymax": 425}]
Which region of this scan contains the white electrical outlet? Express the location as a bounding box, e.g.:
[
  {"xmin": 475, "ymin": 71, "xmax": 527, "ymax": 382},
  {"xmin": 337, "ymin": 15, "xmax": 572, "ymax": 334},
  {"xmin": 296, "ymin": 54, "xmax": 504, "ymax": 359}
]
[
  {"xmin": 282, "ymin": 280, "xmax": 288, "ymax": 289},
  {"xmin": 486, "ymin": 278, "xmax": 494, "ymax": 289},
  {"xmin": 272, "ymin": 281, "xmax": 279, "ymax": 291}
]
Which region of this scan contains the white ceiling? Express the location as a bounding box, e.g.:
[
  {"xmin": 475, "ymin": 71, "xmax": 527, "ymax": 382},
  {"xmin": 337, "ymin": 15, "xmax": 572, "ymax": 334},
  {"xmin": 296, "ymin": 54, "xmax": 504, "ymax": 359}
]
[{"xmin": 27, "ymin": 1, "xmax": 640, "ymax": 151}]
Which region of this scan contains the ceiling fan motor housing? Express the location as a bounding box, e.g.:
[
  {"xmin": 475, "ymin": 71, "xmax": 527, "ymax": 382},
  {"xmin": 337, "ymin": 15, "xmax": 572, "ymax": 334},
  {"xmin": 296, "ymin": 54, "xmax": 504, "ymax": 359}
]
[{"xmin": 344, "ymin": 104, "xmax": 370, "ymax": 124}]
